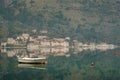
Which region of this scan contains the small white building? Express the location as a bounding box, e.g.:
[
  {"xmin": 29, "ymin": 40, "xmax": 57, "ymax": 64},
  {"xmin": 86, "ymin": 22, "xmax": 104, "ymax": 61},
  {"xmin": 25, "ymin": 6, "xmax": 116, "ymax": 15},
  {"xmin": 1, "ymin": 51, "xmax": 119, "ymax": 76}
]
[
  {"xmin": 65, "ymin": 37, "xmax": 70, "ymax": 40},
  {"xmin": 38, "ymin": 36, "xmax": 48, "ymax": 40},
  {"xmin": 16, "ymin": 36, "xmax": 26, "ymax": 43},
  {"xmin": 51, "ymin": 38, "xmax": 69, "ymax": 47},
  {"xmin": 22, "ymin": 33, "xmax": 29, "ymax": 40},
  {"xmin": 33, "ymin": 38, "xmax": 40, "ymax": 44},
  {"xmin": 32, "ymin": 29, "xmax": 37, "ymax": 33},
  {"xmin": 7, "ymin": 38, "xmax": 16, "ymax": 44},
  {"xmin": 29, "ymin": 37, "xmax": 34, "ymax": 42}
]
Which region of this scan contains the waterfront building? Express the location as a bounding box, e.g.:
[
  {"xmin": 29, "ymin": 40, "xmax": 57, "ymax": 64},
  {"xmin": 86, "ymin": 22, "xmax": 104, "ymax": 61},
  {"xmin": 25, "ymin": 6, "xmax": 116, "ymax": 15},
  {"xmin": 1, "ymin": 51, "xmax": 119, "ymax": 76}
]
[
  {"xmin": 7, "ymin": 38, "xmax": 16, "ymax": 44},
  {"xmin": 22, "ymin": 33, "xmax": 30, "ymax": 40},
  {"xmin": 51, "ymin": 38, "xmax": 69, "ymax": 47},
  {"xmin": 40, "ymin": 39, "xmax": 51, "ymax": 47}
]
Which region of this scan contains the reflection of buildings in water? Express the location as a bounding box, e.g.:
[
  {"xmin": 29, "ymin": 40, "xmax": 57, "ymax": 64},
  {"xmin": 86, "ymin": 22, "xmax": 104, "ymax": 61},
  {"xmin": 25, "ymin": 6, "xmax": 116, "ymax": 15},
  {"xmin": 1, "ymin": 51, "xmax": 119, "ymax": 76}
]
[
  {"xmin": 88, "ymin": 43, "xmax": 96, "ymax": 51},
  {"xmin": 1, "ymin": 43, "xmax": 116, "ymax": 57},
  {"xmin": 28, "ymin": 47, "xmax": 69, "ymax": 57},
  {"xmin": 98, "ymin": 48, "xmax": 107, "ymax": 51},
  {"xmin": 17, "ymin": 47, "xmax": 69, "ymax": 58},
  {"xmin": 18, "ymin": 51, "xmax": 28, "ymax": 58},
  {"xmin": 73, "ymin": 44, "xmax": 116, "ymax": 54},
  {"xmin": 65, "ymin": 54, "xmax": 71, "ymax": 57},
  {"xmin": 40, "ymin": 48, "xmax": 51, "ymax": 55},
  {"xmin": 51, "ymin": 48, "xmax": 69, "ymax": 54},
  {"xmin": 0, "ymin": 47, "xmax": 70, "ymax": 58},
  {"xmin": 1, "ymin": 48, "xmax": 7, "ymax": 53},
  {"xmin": 74, "ymin": 48, "xmax": 83, "ymax": 54},
  {"xmin": 96, "ymin": 44, "xmax": 115, "ymax": 51},
  {"xmin": 28, "ymin": 51, "xmax": 47, "ymax": 58},
  {"xmin": 0, "ymin": 49, "xmax": 26, "ymax": 57},
  {"xmin": 27, "ymin": 43, "xmax": 39, "ymax": 51},
  {"xmin": 73, "ymin": 41, "xmax": 116, "ymax": 54},
  {"xmin": 17, "ymin": 50, "xmax": 46, "ymax": 58},
  {"xmin": 7, "ymin": 50, "xmax": 16, "ymax": 57}
]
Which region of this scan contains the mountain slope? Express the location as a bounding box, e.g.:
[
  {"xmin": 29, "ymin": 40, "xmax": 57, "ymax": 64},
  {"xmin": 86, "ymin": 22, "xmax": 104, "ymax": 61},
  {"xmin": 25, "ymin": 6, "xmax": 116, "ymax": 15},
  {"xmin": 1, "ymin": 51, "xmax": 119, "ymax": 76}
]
[{"xmin": 0, "ymin": 0, "xmax": 120, "ymax": 44}]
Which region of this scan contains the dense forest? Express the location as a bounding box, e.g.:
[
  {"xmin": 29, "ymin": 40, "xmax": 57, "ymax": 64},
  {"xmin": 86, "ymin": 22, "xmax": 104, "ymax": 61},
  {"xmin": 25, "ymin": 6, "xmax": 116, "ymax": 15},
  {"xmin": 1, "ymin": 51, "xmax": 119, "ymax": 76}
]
[{"xmin": 0, "ymin": 0, "xmax": 120, "ymax": 44}]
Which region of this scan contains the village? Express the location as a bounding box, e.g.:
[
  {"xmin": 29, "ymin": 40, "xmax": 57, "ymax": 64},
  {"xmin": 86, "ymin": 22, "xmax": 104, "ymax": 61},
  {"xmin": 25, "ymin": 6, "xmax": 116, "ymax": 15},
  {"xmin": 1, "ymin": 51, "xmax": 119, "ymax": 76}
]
[
  {"xmin": 0, "ymin": 29, "xmax": 117, "ymax": 52},
  {"xmin": 0, "ymin": 29, "xmax": 70, "ymax": 48},
  {"xmin": 0, "ymin": 29, "xmax": 117, "ymax": 58}
]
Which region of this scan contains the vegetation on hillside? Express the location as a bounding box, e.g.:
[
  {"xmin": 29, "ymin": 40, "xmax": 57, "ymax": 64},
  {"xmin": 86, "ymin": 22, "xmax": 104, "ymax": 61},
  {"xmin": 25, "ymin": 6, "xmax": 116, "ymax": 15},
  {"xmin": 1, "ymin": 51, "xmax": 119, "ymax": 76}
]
[{"xmin": 0, "ymin": 0, "xmax": 120, "ymax": 44}]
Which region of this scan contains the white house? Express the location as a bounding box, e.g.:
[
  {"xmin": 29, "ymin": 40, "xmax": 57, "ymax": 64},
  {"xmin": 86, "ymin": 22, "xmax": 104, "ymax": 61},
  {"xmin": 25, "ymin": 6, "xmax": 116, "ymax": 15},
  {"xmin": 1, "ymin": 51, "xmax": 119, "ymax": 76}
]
[
  {"xmin": 38, "ymin": 36, "xmax": 48, "ymax": 40},
  {"xmin": 51, "ymin": 38, "xmax": 69, "ymax": 47},
  {"xmin": 29, "ymin": 37, "xmax": 34, "ymax": 42},
  {"xmin": 22, "ymin": 33, "xmax": 29, "ymax": 40},
  {"xmin": 32, "ymin": 29, "xmax": 37, "ymax": 33},
  {"xmin": 33, "ymin": 38, "xmax": 40, "ymax": 44},
  {"xmin": 7, "ymin": 38, "xmax": 16, "ymax": 44}
]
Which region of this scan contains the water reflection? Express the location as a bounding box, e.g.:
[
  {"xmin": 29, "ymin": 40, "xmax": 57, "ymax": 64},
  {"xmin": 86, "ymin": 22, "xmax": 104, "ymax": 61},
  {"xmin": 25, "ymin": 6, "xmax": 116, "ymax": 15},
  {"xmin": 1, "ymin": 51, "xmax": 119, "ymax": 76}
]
[
  {"xmin": 18, "ymin": 63, "xmax": 46, "ymax": 69},
  {"xmin": 0, "ymin": 47, "xmax": 120, "ymax": 80},
  {"xmin": 0, "ymin": 45, "xmax": 117, "ymax": 58}
]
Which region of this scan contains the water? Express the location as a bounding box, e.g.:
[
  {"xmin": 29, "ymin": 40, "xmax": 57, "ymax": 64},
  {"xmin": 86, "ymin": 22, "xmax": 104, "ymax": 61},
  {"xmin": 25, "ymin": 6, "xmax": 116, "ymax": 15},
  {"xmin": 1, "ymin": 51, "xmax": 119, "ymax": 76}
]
[{"xmin": 0, "ymin": 48, "xmax": 120, "ymax": 80}]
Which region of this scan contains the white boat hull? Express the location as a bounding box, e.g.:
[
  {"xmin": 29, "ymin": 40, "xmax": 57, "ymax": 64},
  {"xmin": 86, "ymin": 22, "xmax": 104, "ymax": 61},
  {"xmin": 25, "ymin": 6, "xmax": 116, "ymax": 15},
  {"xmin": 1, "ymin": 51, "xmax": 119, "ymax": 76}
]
[{"xmin": 18, "ymin": 57, "xmax": 46, "ymax": 64}]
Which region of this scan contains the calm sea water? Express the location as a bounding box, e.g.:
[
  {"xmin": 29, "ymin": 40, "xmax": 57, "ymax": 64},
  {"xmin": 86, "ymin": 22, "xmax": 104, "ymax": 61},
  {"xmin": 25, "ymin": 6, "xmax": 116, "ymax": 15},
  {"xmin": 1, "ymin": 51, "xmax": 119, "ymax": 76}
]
[{"xmin": 0, "ymin": 49, "xmax": 120, "ymax": 80}]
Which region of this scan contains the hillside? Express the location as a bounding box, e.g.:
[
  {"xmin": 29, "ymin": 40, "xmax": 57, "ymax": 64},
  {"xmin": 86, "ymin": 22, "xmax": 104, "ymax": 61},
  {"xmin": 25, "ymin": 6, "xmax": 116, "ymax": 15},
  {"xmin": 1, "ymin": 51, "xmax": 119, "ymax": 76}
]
[{"xmin": 0, "ymin": 0, "xmax": 120, "ymax": 44}]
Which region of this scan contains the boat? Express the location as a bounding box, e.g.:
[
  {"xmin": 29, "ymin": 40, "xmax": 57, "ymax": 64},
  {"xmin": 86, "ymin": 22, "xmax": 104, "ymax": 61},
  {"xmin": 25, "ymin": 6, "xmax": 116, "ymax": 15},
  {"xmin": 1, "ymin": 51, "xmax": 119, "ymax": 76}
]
[{"xmin": 18, "ymin": 57, "xmax": 47, "ymax": 64}]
